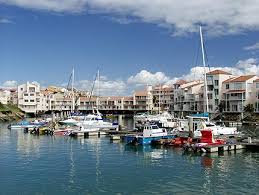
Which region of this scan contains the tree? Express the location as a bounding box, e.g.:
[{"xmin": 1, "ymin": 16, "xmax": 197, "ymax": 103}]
[
  {"xmin": 218, "ymin": 101, "xmax": 226, "ymax": 113},
  {"xmin": 244, "ymin": 104, "xmax": 254, "ymax": 113}
]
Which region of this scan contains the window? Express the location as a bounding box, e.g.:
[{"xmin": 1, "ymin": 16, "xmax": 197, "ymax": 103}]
[
  {"xmin": 234, "ymin": 82, "xmax": 242, "ymax": 90},
  {"xmin": 24, "ymin": 93, "xmax": 28, "ymax": 96},
  {"xmin": 256, "ymin": 83, "xmax": 259, "ymax": 88},
  {"xmin": 214, "ymin": 80, "xmax": 219, "ymax": 86},
  {"xmin": 25, "ymin": 100, "xmax": 28, "ymax": 102},
  {"xmin": 208, "ymin": 94, "xmax": 213, "ymax": 99},
  {"xmin": 226, "ymin": 84, "xmax": 229, "ymax": 89},
  {"xmin": 214, "ymin": 89, "xmax": 219, "ymax": 95},
  {"xmin": 30, "ymin": 100, "xmax": 34, "ymax": 102},
  {"xmin": 29, "ymin": 87, "xmax": 35, "ymax": 92},
  {"xmin": 30, "ymin": 93, "xmax": 34, "ymax": 96}
]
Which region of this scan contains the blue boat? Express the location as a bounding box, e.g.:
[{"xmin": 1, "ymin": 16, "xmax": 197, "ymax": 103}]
[
  {"xmin": 8, "ymin": 120, "xmax": 46, "ymax": 129},
  {"xmin": 124, "ymin": 124, "xmax": 175, "ymax": 145}
]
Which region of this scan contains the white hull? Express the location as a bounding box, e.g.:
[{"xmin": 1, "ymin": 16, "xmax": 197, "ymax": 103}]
[{"xmin": 194, "ymin": 126, "xmax": 238, "ymax": 137}]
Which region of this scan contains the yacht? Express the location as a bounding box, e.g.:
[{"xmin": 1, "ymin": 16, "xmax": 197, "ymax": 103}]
[
  {"xmin": 193, "ymin": 121, "xmax": 238, "ymax": 137},
  {"xmin": 76, "ymin": 109, "xmax": 118, "ymax": 130},
  {"xmin": 124, "ymin": 124, "xmax": 175, "ymax": 145}
]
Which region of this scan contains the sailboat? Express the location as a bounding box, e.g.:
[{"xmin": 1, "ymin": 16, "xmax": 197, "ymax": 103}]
[
  {"xmin": 59, "ymin": 67, "xmax": 79, "ymax": 126},
  {"xmin": 76, "ymin": 69, "xmax": 118, "ymax": 131},
  {"xmin": 192, "ymin": 26, "xmax": 238, "ymax": 137}
]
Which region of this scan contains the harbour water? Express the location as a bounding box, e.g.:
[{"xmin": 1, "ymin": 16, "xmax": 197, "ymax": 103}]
[{"xmin": 0, "ymin": 119, "xmax": 258, "ymax": 195}]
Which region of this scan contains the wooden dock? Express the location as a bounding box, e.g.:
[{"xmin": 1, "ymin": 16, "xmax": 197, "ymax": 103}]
[{"xmin": 200, "ymin": 143, "xmax": 259, "ymax": 153}]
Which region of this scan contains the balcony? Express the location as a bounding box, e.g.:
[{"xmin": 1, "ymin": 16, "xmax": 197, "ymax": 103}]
[{"xmin": 183, "ymin": 104, "xmax": 190, "ymax": 111}]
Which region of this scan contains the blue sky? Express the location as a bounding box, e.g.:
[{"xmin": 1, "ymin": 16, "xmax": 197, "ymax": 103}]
[{"xmin": 1, "ymin": 1, "xmax": 259, "ymax": 95}]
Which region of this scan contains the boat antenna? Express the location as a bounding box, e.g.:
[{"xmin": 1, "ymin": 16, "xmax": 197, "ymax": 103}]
[{"xmin": 199, "ymin": 26, "xmax": 209, "ymax": 114}]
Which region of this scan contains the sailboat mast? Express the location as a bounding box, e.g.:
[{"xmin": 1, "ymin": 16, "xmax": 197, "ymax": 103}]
[
  {"xmin": 199, "ymin": 26, "xmax": 209, "ymax": 113},
  {"xmin": 97, "ymin": 69, "xmax": 100, "ymax": 109},
  {"xmin": 159, "ymin": 84, "xmax": 161, "ymax": 114},
  {"xmin": 71, "ymin": 67, "xmax": 75, "ymax": 113}
]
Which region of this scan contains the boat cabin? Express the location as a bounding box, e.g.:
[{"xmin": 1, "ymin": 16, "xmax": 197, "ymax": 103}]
[{"xmin": 143, "ymin": 125, "xmax": 168, "ymax": 137}]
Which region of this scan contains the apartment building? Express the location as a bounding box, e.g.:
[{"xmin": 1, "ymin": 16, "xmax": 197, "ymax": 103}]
[
  {"xmin": 222, "ymin": 75, "xmax": 258, "ymax": 113},
  {"xmin": 78, "ymin": 96, "xmax": 97, "ymax": 111},
  {"xmin": 173, "ymin": 80, "xmax": 204, "ymax": 116},
  {"xmin": 0, "ymin": 89, "xmax": 11, "ymax": 104},
  {"xmin": 252, "ymin": 79, "xmax": 259, "ymax": 113},
  {"xmin": 151, "ymin": 85, "xmax": 173, "ymax": 112},
  {"xmin": 18, "ymin": 82, "xmax": 47, "ymax": 113},
  {"xmin": 206, "ymin": 70, "xmax": 233, "ymax": 113}
]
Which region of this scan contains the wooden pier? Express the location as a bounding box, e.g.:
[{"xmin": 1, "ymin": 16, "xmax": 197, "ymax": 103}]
[{"xmin": 200, "ymin": 143, "xmax": 259, "ymax": 153}]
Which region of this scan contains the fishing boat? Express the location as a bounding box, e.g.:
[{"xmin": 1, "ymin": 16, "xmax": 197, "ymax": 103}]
[{"xmin": 124, "ymin": 124, "xmax": 175, "ymax": 145}]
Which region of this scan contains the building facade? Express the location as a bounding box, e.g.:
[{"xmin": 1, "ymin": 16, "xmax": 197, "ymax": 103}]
[
  {"xmin": 206, "ymin": 70, "xmax": 234, "ymax": 113},
  {"xmin": 18, "ymin": 82, "xmax": 47, "ymax": 113},
  {"xmin": 222, "ymin": 75, "xmax": 258, "ymax": 113},
  {"xmin": 173, "ymin": 80, "xmax": 204, "ymax": 117}
]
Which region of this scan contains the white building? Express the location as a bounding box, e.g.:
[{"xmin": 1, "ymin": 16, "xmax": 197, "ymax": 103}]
[
  {"xmin": 206, "ymin": 70, "xmax": 234, "ymax": 113},
  {"xmin": 222, "ymin": 75, "xmax": 258, "ymax": 113},
  {"xmin": 0, "ymin": 89, "xmax": 11, "ymax": 104},
  {"xmin": 173, "ymin": 80, "xmax": 204, "ymax": 116},
  {"xmin": 252, "ymin": 79, "xmax": 259, "ymax": 113},
  {"xmin": 151, "ymin": 85, "xmax": 173, "ymax": 113},
  {"xmin": 18, "ymin": 82, "xmax": 47, "ymax": 114}
]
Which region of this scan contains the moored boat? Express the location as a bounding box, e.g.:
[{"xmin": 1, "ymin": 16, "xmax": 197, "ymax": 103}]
[{"xmin": 124, "ymin": 124, "xmax": 175, "ymax": 145}]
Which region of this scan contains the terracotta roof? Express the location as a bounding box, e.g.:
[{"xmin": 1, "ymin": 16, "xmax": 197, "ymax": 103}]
[
  {"xmin": 207, "ymin": 69, "xmax": 231, "ymax": 75},
  {"xmin": 41, "ymin": 90, "xmax": 53, "ymax": 96},
  {"xmin": 180, "ymin": 81, "xmax": 203, "ymax": 89},
  {"xmin": 123, "ymin": 96, "xmax": 133, "ymax": 101},
  {"xmin": 222, "ymin": 77, "xmax": 234, "ymax": 83},
  {"xmin": 135, "ymin": 91, "xmax": 148, "ymax": 96},
  {"xmin": 79, "ymin": 97, "xmax": 97, "ymax": 101},
  {"xmin": 186, "ymin": 83, "xmax": 203, "ymax": 89},
  {"xmin": 174, "ymin": 80, "xmax": 187, "ymax": 85},
  {"xmin": 108, "ymin": 96, "xmax": 124, "ymax": 101},
  {"xmin": 229, "ymin": 75, "xmax": 256, "ymax": 82}
]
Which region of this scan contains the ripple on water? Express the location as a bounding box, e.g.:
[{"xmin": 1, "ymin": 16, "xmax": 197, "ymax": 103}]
[{"xmin": 0, "ymin": 123, "xmax": 258, "ymax": 194}]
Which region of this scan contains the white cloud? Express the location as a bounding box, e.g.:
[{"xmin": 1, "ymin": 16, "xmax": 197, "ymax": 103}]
[
  {"xmin": 176, "ymin": 58, "xmax": 259, "ymax": 82},
  {"xmin": 75, "ymin": 76, "xmax": 126, "ymax": 96},
  {"xmin": 0, "ymin": 0, "xmax": 88, "ymax": 13},
  {"xmin": 2, "ymin": 80, "xmax": 18, "ymax": 88},
  {"xmin": 2, "ymin": 0, "xmax": 259, "ymax": 35},
  {"xmin": 244, "ymin": 42, "xmax": 259, "ymax": 51},
  {"xmin": 127, "ymin": 70, "xmax": 170, "ymax": 86},
  {"xmin": 124, "ymin": 59, "xmax": 259, "ymax": 92}
]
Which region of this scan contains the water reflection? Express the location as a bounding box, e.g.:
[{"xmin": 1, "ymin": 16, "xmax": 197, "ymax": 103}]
[
  {"xmin": 0, "ymin": 121, "xmax": 258, "ymax": 194},
  {"xmin": 124, "ymin": 144, "xmax": 168, "ymax": 161},
  {"xmin": 66, "ymin": 141, "xmax": 76, "ymax": 194}
]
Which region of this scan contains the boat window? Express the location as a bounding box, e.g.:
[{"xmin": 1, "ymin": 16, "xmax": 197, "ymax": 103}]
[
  {"xmin": 152, "ymin": 126, "xmax": 158, "ymax": 129},
  {"xmin": 206, "ymin": 124, "xmax": 215, "ymax": 127}
]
